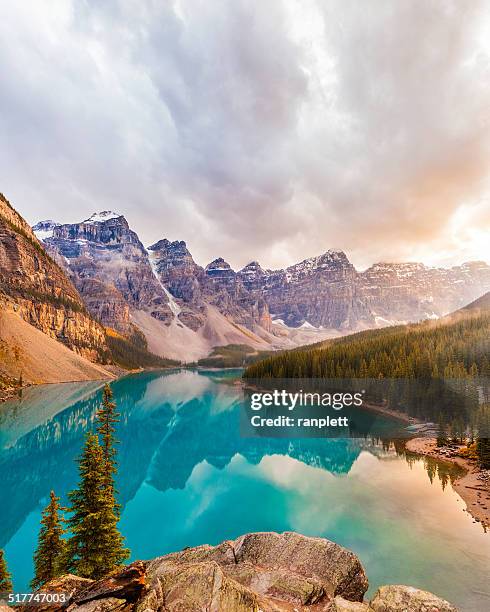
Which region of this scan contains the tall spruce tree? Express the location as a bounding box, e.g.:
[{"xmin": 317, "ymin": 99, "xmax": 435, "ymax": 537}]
[
  {"xmin": 65, "ymin": 432, "xmax": 128, "ymax": 579},
  {"xmin": 31, "ymin": 491, "xmax": 66, "ymax": 590},
  {"xmin": 0, "ymin": 549, "xmax": 13, "ymax": 592},
  {"xmin": 96, "ymin": 385, "xmax": 118, "ymax": 498}
]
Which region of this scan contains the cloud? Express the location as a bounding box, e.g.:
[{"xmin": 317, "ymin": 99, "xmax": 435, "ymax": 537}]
[{"xmin": 0, "ymin": 0, "xmax": 488, "ymax": 271}]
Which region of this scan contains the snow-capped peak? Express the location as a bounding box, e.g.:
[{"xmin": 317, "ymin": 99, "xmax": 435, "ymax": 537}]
[{"xmin": 83, "ymin": 211, "xmax": 123, "ymax": 224}]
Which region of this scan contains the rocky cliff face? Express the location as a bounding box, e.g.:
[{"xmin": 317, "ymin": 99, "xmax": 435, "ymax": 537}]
[
  {"xmin": 250, "ymin": 250, "xmax": 373, "ymax": 329},
  {"xmin": 147, "ymin": 241, "xmax": 272, "ymax": 333},
  {"xmin": 236, "ymin": 252, "xmax": 490, "ymax": 330},
  {"xmin": 0, "ymin": 194, "xmax": 109, "ymax": 363},
  {"xmin": 36, "ymin": 212, "xmax": 173, "ymax": 334},
  {"xmin": 359, "ymin": 261, "xmax": 490, "ymax": 324},
  {"xmin": 30, "ymin": 532, "xmax": 458, "ymax": 612}
]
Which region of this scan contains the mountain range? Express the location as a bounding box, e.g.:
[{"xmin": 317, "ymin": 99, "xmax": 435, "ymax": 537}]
[
  {"xmin": 32, "ymin": 210, "xmax": 490, "ymax": 362},
  {"xmin": 1, "ymin": 192, "xmax": 489, "ymax": 386}
]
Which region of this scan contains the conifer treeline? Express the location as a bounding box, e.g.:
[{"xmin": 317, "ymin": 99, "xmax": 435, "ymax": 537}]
[{"xmin": 244, "ymin": 313, "xmax": 490, "ymax": 379}]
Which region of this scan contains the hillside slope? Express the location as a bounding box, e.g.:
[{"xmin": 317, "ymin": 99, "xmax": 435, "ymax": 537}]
[
  {"xmin": 0, "ymin": 308, "xmax": 114, "ymax": 384},
  {"xmin": 0, "ymin": 193, "xmax": 110, "ymax": 362}
]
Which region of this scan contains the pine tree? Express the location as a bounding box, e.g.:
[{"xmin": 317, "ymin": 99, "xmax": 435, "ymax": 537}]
[
  {"xmin": 65, "ymin": 431, "xmax": 128, "ymax": 580},
  {"xmin": 96, "ymin": 385, "xmax": 118, "ymax": 497},
  {"xmin": 0, "ymin": 549, "xmax": 12, "ymax": 592},
  {"xmin": 31, "ymin": 491, "xmax": 66, "ymax": 590}
]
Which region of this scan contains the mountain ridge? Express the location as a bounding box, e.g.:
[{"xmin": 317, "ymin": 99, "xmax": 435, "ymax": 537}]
[{"xmin": 33, "ymin": 210, "xmax": 490, "ymax": 361}]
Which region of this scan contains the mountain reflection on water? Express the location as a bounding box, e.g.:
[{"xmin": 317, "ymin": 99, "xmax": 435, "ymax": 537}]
[{"xmin": 0, "ymin": 370, "xmax": 488, "ymax": 612}]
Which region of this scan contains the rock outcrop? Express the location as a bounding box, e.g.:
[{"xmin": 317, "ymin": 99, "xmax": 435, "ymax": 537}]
[
  {"xmin": 0, "ymin": 194, "xmax": 110, "ymax": 366},
  {"xmin": 29, "ymin": 532, "xmax": 458, "ymax": 612}
]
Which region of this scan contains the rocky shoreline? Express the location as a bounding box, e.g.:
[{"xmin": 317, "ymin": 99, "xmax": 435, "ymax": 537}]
[
  {"xmin": 405, "ymin": 437, "xmax": 490, "ymax": 531},
  {"xmin": 11, "ymin": 532, "xmax": 458, "ymax": 612}
]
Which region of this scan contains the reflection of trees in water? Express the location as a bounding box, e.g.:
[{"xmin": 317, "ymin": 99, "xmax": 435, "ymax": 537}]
[
  {"xmin": 373, "ymin": 437, "xmax": 465, "ymax": 491},
  {"xmin": 0, "ymin": 374, "xmax": 151, "ymax": 546},
  {"xmin": 0, "ymin": 378, "xmax": 363, "ymax": 547}
]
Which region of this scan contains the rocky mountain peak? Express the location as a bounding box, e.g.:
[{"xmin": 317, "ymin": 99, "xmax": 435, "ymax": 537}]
[
  {"xmin": 147, "ymin": 238, "xmax": 199, "ymax": 279},
  {"xmin": 148, "ymin": 238, "xmax": 172, "ymax": 250},
  {"xmin": 148, "ymin": 238, "xmax": 192, "ymax": 259},
  {"xmin": 238, "ymin": 261, "xmax": 268, "ymax": 291},
  {"xmin": 278, "ymin": 250, "xmax": 355, "ymax": 286},
  {"xmin": 33, "ymin": 212, "xmax": 173, "ymax": 332},
  {"xmin": 320, "ymin": 248, "xmax": 350, "ymax": 262},
  {"xmin": 240, "ymin": 260, "xmax": 264, "ymax": 273},
  {"xmin": 299, "ymin": 249, "xmax": 351, "ymax": 269},
  {"xmin": 205, "ymin": 257, "xmax": 233, "ymax": 273}
]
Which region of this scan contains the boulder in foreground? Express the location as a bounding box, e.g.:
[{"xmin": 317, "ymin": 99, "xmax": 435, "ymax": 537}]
[{"xmin": 27, "ymin": 532, "xmax": 458, "ymax": 611}]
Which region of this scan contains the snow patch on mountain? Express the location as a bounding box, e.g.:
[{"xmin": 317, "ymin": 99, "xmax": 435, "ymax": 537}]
[
  {"xmin": 299, "ymin": 320, "xmax": 317, "ymax": 329},
  {"xmin": 32, "ymin": 220, "xmax": 60, "ymax": 241},
  {"xmin": 145, "ymin": 248, "xmax": 182, "ymax": 317},
  {"xmin": 272, "ymin": 318, "xmax": 287, "ymax": 327},
  {"xmin": 84, "ymin": 211, "xmax": 123, "ymax": 223}
]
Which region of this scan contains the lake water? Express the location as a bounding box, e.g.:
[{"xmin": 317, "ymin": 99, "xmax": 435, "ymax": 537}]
[{"xmin": 0, "ymin": 369, "xmax": 489, "ymax": 611}]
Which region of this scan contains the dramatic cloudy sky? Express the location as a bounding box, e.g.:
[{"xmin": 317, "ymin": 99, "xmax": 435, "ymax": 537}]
[{"xmin": 0, "ymin": 0, "xmax": 489, "ymax": 271}]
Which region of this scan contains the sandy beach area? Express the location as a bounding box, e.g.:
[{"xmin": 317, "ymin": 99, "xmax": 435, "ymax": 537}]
[{"xmin": 406, "ymin": 437, "xmax": 490, "ymax": 531}]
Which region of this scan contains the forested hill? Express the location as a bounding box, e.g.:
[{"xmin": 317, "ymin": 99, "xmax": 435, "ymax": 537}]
[{"xmin": 243, "ymin": 295, "xmax": 490, "ymax": 379}]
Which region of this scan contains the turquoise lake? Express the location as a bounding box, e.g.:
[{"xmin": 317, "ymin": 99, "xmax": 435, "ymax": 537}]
[{"xmin": 0, "ymin": 369, "xmax": 489, "ymax": 611}]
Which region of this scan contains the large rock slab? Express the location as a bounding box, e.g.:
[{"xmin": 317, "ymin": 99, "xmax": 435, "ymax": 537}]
[
  {"xmin": 144, "ymin": 531, "xmax": 368, "ymax": 608},
  {"xmin": 136, "ymin": 560, "xmax": 263, "ymax": 612}
]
